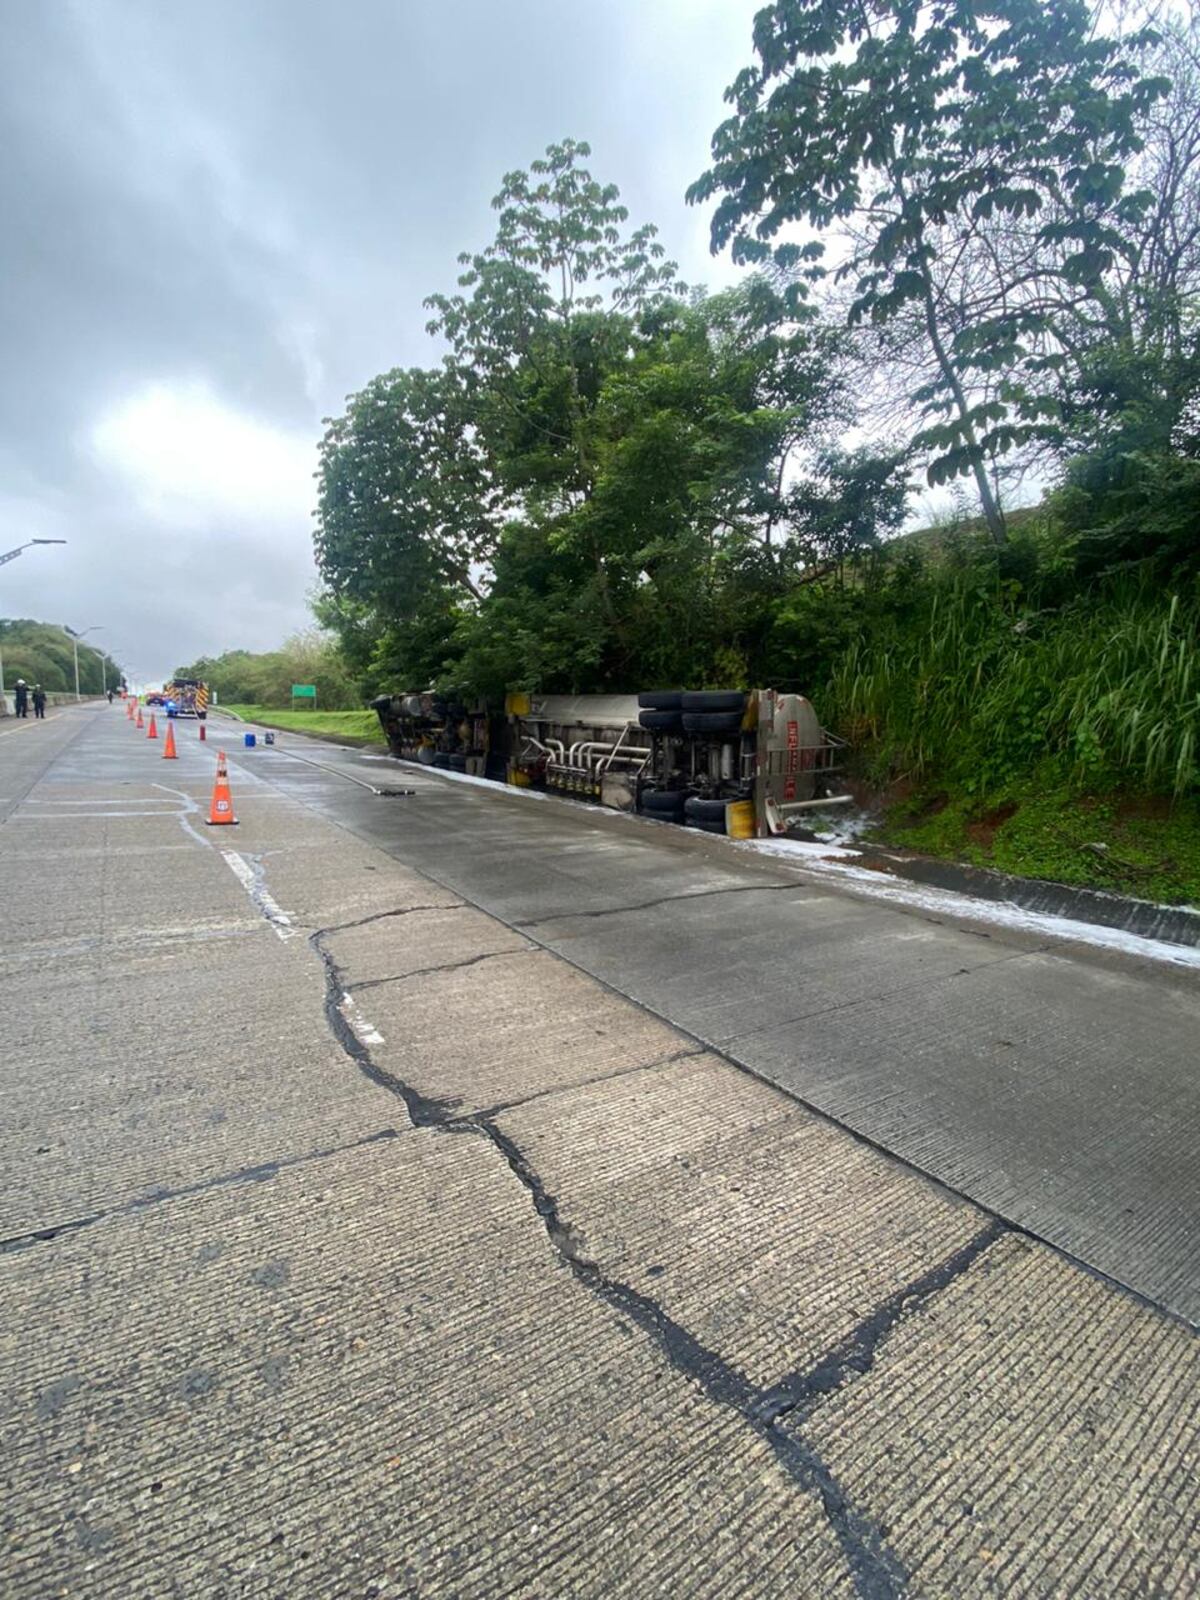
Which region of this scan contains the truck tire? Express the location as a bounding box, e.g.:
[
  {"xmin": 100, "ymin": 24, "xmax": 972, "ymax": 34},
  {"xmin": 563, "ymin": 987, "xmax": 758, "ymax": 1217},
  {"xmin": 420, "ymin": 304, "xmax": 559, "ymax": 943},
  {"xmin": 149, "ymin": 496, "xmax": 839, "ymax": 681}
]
[
  {"xmin": 684, "ymin": 796, "xmax": 730, "ymax": 824},
  {"xmin": 641, "ymin": 788, "xmax": 687, "ymax": 816},
  {"xmin": 638, "ymin": 709, "xmax": 683, "ymax": 732},
  {"xmin": 638, "ymin": 690, "xmax": 683, "ymax": 710},
  {"xmin": 681, "ymin": 710, "xmax": 745, "ymax": 735},
  {"xmin": 433, "ymin": 752, "xmax": 450, "ymax": 769},
  {"xmin": 692, "ymin": 818, "xmax": 728, "ymax": 834},
  {"xmin": 417, "ymin": 747, "xmax": 436, "ymax": 765},
  {"xmin": 448, "ymin": 753, "xmax": 468, "ymax": 772},
  {"xmin": 681, "ymin": 690, "xmax": 746, "ymax": 713}
]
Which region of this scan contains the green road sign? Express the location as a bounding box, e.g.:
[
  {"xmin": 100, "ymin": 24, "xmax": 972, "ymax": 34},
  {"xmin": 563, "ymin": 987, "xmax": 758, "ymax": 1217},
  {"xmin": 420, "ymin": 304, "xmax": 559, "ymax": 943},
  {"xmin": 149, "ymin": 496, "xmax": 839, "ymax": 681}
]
[{"xmin": 291, "ymin": 684, "xmax": 316, "ymax": 698}]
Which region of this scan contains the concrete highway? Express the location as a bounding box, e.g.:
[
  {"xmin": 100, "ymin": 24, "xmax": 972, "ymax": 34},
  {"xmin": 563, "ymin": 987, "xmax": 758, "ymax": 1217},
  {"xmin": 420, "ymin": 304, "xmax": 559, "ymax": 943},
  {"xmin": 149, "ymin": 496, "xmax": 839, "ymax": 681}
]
[
  {"xmin": 221, "ymin": 710, "xmax": 1200, "ymax": 1325},
  {"xmin": 1, "ymin": 701, "xmax": 1197, "ymax": 1598}
]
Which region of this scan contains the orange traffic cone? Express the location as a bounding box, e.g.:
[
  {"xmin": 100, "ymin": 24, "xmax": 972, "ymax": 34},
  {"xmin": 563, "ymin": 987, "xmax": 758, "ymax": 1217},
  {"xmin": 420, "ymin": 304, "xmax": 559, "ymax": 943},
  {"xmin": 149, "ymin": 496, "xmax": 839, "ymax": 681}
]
[
  {"xmin": 162, "ymin": 721, "xmax": 177, "ymax": 759},
  {"xmin": 135, "ymin": 707, "xmax": 144, "ymax": 729},
  {"xmin": 205, "ymin": 751, "xmax": 238, "ymax": 826},
  {"xmin": 126, "ymin": 698, "xmax": 134, "ymax": 720},
  {"xmin": 147, "ymin": 713, "xmax": 158, "ymax": 739}
]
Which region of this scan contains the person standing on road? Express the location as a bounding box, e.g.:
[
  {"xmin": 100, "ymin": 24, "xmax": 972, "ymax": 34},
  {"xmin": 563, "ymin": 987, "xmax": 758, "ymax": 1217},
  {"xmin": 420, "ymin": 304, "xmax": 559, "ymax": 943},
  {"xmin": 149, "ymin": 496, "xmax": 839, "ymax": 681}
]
[
  {"xmin": 32, "ymin": 685, "xmax": 46, "ymax": 719},
  {"xmin": 13, "ymin": 679, "xmax": 28, "ymax": 718},
  {"xmin": 106, "ymin": 688, "xmax": 114, "ymax": 704}
]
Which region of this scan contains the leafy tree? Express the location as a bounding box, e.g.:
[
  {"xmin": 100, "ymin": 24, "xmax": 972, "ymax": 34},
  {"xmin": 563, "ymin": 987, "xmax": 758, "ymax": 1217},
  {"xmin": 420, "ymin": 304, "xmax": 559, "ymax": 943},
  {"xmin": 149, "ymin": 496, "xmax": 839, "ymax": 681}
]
[
  {"xmin": 423, "ymin": 139, "xmax": 686, "ymax": 644},
  {"xmin": 1057, "ymin": 10, "xmax": 1200, "ymax": 459},
  {"xmin": 315, "ymin": 142, "xmax": 908, "ymax": 698},
  {"xmin": 787, "ymin": 446, "xmax": 911, "ymax": 577},
  {"xmin": 314, "ymin": 363, "xmax": 494, "ymax": 670},
  {"xmin": 689, "ymin": 0, "xmax": 1169, "ymax": 545},
  {"xmin": 445, "ymin": 278, "xmax": 888, "ymax": 692}
]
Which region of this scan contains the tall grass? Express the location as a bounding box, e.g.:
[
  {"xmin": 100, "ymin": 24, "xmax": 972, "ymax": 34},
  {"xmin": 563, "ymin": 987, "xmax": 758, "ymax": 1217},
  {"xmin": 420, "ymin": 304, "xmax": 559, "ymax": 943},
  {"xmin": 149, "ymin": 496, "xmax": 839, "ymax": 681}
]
[{"xmin": 825, "ymin": 581, "xmax": 1199, "ymax": 796}]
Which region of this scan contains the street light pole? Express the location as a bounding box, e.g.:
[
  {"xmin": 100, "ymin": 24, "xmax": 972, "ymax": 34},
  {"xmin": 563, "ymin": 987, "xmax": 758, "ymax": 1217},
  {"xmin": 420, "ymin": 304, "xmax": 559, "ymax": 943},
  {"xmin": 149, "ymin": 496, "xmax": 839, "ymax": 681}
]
[
  {"xmin": 62, "ymin": 624, "xmax": 103, "ymax": 702},
  {"xmin": 0, "ymin": 539, "xmax": 67, "ymax": 705},
  {"xmin": 90, "ymin": 643, "xmax": 113, "ymax": 695},
  {"xmin": 0, "ymin": 538, "xmax": 68, "ymax": 570}
]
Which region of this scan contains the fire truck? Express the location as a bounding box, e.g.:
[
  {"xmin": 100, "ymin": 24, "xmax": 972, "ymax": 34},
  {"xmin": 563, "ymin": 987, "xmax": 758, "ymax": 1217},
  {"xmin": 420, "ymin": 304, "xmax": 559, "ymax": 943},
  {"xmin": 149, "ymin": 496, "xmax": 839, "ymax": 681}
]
[
  {"xmin": 370, "ymin": 688, "xmax": 849, "ymax": 838},
  {"xmin": 162, "ymin": 678, "xmax": 209, "ymax": 718}
]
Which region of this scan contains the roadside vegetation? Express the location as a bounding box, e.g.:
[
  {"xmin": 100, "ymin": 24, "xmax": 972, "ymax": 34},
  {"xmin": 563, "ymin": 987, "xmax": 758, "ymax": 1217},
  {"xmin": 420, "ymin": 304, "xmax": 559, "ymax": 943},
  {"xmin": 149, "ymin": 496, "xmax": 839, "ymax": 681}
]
[
  {"xmin": 219, "ymin": 705, "xmax": 384, "ymax": 744},
  {"xmin": 224, "ymin": 2, "xmax": 1200, "ymax": 901},
  {"xmin": 0, "ymin": 618, "xmax": 119, "ymax": 695},
  {"xmin": 174, "ymin": 630, "xmax": 359, "ymax": 711}
]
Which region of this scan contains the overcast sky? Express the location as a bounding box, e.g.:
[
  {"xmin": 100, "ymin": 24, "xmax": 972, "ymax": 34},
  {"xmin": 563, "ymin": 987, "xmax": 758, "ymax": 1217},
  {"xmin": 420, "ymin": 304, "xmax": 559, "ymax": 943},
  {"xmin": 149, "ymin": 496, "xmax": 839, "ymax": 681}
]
[{"xmin": 1, "ymin": 0, "xmax": 765, "ymax": 684}]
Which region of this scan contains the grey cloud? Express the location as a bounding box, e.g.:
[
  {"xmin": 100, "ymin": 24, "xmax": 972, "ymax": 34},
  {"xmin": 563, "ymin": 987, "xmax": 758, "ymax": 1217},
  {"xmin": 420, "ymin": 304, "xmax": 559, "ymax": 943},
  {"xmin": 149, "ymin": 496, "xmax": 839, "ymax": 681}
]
[{"xmin": 1, "ymin": 0, "xmax": 758, "ymax": 681}]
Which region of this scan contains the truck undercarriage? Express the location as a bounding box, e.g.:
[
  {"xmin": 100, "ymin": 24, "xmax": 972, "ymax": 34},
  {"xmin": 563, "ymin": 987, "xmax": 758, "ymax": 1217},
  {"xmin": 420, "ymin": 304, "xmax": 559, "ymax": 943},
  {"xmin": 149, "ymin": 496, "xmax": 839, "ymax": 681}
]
[{"xmin": 371, "ymin": 689, "xmax": 849, "ymax": 839}]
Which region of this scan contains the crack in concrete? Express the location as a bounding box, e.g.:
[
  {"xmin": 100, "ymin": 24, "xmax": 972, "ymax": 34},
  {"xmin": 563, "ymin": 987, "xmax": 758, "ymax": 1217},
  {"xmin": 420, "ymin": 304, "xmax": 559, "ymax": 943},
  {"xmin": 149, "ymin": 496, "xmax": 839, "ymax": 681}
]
[
  {"xmin": 0, "ymin": 1128, "xmax": 401, "ymax": 1255},
  {"xmin": 308, "ymin": 916, "xmax": 908, "ymax": 1599},
  {"xmin": 753, "ymin": 1217, "xmax": 1008, "ymax": 1428},
  {"xmin": 513, "ymin": 879, "xmax": 809, "ymax": 930},
  {"xmin": 464, "ymin": 1045, "xmax": 709, "ymax": 1121},
  {"xmin": 347, "ymin": 946, "xmax": 535, "ymax": 992},
  {"xmin": 310, "ymin": 928, "xmax": 463, "ymax": 1125},
  {"xmin": 321, "ymin": 903, "xmax": 469, "ymax": 936},
  {"xmin": 477, "ymin": 1115, "xmax": 910, "ymax": 1600}
]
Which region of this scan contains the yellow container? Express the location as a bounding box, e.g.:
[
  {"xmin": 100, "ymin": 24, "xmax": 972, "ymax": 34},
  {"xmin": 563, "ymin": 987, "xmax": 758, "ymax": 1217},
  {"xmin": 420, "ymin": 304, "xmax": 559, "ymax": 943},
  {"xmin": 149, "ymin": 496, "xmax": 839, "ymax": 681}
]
[
  {"xmin": 508, "ymin": 768, "xmax": 531, "ymax": 787},
  {"xmin": 505, "ymin": 691, "xmax": 531, "ymax": 717},
  {"xmin": 726, "ymin": 799, "xmax": 755, "ymax": 839}
]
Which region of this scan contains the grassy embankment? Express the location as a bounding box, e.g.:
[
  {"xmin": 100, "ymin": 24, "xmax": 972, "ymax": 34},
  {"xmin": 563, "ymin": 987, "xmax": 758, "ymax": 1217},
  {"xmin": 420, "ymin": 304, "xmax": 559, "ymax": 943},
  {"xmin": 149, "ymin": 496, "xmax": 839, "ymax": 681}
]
[
  {"xmin": 877, "ymin": 783, "xmax": 1200, "ymax": 906},
  {"xmin": 825, "ymin": 582, "xmax": 1200, "ymax": 905},
  {"xmin": 220, "ymin": 706, "xmax": 385, "ymax": 744}
]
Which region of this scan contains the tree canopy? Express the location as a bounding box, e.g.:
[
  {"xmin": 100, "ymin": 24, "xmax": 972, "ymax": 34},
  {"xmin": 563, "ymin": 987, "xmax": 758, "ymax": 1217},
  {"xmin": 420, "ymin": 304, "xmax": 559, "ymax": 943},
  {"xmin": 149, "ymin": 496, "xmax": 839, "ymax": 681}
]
[
  {"xmin": 689, "ymin": 0, "xmax": 1180, "ymax": 545},
  {"xmin": 315, "ymin": 141, "xmax": 907, "ymax": 697}
]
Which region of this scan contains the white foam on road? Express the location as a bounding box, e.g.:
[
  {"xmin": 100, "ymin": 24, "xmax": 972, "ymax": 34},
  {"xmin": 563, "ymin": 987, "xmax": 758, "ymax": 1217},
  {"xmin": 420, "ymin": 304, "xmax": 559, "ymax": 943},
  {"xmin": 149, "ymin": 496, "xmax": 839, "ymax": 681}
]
[{"xmin": 743, "ymin": 838, "xmax": 1200, "ymax": 971}]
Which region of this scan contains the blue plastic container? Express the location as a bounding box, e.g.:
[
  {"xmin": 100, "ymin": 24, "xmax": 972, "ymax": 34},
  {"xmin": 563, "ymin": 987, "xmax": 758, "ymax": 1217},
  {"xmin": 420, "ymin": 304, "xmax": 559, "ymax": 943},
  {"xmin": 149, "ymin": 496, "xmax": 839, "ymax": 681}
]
[{"xmin": 244, "ymin": 732, "xmax": 256, "ymax": 748}]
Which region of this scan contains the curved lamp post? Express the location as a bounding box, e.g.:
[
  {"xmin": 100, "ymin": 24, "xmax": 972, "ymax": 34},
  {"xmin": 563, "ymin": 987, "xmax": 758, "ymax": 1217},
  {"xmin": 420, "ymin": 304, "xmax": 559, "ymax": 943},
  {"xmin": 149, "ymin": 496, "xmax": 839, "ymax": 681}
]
[{"xmin": 0, "ymin": 538, "xmax": 67, "ymax": 703}]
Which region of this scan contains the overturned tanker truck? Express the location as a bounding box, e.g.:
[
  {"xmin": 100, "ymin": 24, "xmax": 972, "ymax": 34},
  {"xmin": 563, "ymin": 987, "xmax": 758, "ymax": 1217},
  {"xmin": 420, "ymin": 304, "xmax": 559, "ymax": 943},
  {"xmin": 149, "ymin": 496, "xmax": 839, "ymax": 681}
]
[{"xmin": 369, "ymin": 688, "xmax": 850, "ymax": 839}]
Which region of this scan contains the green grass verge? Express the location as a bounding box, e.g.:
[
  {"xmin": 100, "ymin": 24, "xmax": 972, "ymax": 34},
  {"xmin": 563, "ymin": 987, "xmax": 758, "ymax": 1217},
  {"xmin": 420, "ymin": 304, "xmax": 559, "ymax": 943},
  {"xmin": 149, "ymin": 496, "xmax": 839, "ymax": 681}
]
[
  {"xmin": 875, "ymin": 771, "xmax": 1200, "ymax": 907},
  {"xmin": 220, "ymin": 706, "xmax": 385, "ymax": 743}
]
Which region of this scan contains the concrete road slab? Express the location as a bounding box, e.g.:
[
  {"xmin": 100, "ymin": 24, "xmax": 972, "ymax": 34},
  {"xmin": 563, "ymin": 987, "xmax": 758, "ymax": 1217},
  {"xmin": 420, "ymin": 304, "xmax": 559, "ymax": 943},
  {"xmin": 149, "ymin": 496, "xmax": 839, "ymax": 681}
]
[
  {"xmin": 2, "ymin": 1134, "xmax": 854, "ymax": 1600},
  {"xmin": 517, "ymin": 882, "xmax": 1029, "ymax": 1045},
  {"xmin": 793, "ymin": 1232, "xmax": 1200, "ymax": 1597},
  {"xmin": 737, "ymin": 947, "xmax": 1200, "ymax": 1317},
  {"xmin": 497, "ymin": 1052, "xmax": 986, "ymax": 1386},
  {"xmin": 331, "ymin": 904, "xmax": 533, "ymax": 989},
  {"xmin": 0, "ymin": 930, "xmax": 383, "ymax": 1237},
  {"xmin": 340, "ymin": 945, "xmax": 690, "ymax": 1116}
]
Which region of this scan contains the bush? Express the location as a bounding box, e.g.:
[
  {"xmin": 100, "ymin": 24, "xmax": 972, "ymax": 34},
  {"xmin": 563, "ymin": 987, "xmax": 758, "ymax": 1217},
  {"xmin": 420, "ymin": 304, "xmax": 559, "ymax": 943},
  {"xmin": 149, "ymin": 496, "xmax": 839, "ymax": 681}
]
[{"xmin": 823, "ymin": 572, "xmax": 1199, "ymax": 797}]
